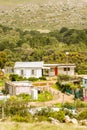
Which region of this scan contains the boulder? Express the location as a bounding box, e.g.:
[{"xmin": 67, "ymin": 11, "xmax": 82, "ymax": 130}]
[
  {"xmin": 65, "ymin": 115, "xmax": 71, "ymax": 123},
  {"xmin": 79, "ymin": 120, "xmax": 87, "ymax": 126},
  {"xmin": 49, "ymin": 117, "xmax": 60, "ymax": 125},
  {"xmin": 71, "ymin": 118, "xmax": 78, "ymax": 125}
]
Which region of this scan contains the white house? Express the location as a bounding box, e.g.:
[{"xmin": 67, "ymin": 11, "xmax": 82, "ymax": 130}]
[
  {"xmin": 14, "ymin": 61, "xmax": 44, "ymax": 78},
  {"xmin": 14, "ymin": 61, "xmax": 75, "ymax": 78},
  {"xmin": 44, "ymin": 63, "xmax": 76, "ymax": 76}
]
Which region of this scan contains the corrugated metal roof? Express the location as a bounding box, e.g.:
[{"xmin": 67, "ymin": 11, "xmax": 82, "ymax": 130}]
[
  {"xmin": 14, "ymin": 61, "xmax": 44, "ymax": 68},
  {"xmin": 44, "ymin": 64, "xmax": 76, "ymax": 67}
]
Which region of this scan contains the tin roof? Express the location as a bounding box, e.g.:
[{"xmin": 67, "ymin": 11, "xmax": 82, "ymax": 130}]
[
  {"xmin": 14, "ymin": 61, "xmax": 44, "ymax": 68},
  {"xmin": 44, "ymin": 64, "xmax": 75, "ymax": 67}
]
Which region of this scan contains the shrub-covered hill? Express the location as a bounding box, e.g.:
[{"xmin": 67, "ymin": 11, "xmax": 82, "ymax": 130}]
[
  {"xmin": 0, "ymin": 0, "xmax": 87, "ymax": 30},
  {"xmin": 0, "ymin": 25, "xmax": 87, "ymax": 74}
]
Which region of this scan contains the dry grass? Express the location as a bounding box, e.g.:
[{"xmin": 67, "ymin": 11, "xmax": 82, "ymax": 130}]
[{"xmin": 0, "ymin": 121, "xmax": 87, "ymax": 130}]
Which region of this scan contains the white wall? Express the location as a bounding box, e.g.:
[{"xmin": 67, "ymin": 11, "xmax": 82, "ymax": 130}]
[
  {"xmin": 14, "ymin": 68, "xmax": 42, "ymax": 78},
  {"xmin": 16, "ymin": 87, "xmax": 31, "ymax": 95},
  {"xmin": 58, "ymin": 67, "xmax": 75, "ymax": 76}
]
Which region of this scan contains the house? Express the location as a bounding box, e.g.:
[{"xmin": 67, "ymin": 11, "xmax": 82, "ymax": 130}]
[
  {"xmin": 5, "ymin": 81, "xmax": 33, "ymax": 95},
  {"xmin": 4, "ymin": 67, "xmax": 14, "ymax": 74},
  {"xmin": 5, "ymin": 81, "xmax": 38, "ymax": 99},
  {"xmin": 82, "ymin": 77, "xmax": 87, "ymax": 101},
  {"xmin": 44, "ymin": 63, "xmax": 75, "ymax": 76},
  {"xmin": 14, "ymin": 61, "xmax": 44, "ymax": 78},
  {"xmin": 14, "ymin": 61, "xmax": 75, "ymax": 78}
]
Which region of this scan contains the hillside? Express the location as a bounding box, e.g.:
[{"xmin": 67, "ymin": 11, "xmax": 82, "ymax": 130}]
[{"xmin": 0, "ymin": 0, "xmax": 87, "ymax": 30}]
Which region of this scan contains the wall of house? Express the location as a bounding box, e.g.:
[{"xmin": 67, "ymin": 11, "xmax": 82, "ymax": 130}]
[
  {"xmin": 14, "ymin": 68, "xmax": 42, "ymax": 78},
  {"xmin": 83, "ymin": 79, "xmax": 87, "ymax": 87},
  {"xmin": 83, "ymin": 88, "xmax": 87, "ymax": 101},
  {"xmin": 58, "ymin": 67, "xmax": 75, "ymax": 76},
  {"xmin": 16, "ymin": 86, "xmax": 31, "ymax": 95}
]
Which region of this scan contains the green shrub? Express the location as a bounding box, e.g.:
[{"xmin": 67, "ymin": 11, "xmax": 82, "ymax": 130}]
[
  {"xmin": 63, "ymin": 102, "xmax": 74, "ymax": 109},
  {"xmin": 38, "ymin": 91, "xmax": 53, "ymax": 102},
  {"xmin": 34, "ymin": 107, "xmax": 51, "ymax": 122},
  {"xmin": 75, "ymin": 99, "xmax": 87, "ymax": 108},
  {"xmin": 35, "ymin": 107, "xmax": 51, "ymax": 117},
  {"xmin": 17, "ymin": 93, "xmax": 32, "ymax": 101},
  {"xmin": 49, "ymin": 110, "xmax": 65, "ymax": 122},
  {"xmin": 78, "ymin": 109, "xmax": 87, "ymax": 120},
  {"xmin": 28, "ymin": 77, "xmax": 38, "ymax": 82},
  {"xmin": 39, "ymin": 76, "xmax": 46, "ymax": 81},
  {"xmin": 1, "ymin": 89, "xmax": 8, "ymax": 95},
  {"xmin": 4, "ymin": 97, "xmax": 29, "ymax": 117},
  {"xmin": 12, "ymin": 115, "xmax": 29, "ymax": 122},
  {"xmin": 57, "ymin": 74, "xmax": 70, "ymax": 81},
  {"xmin": 9, "ymin": 74, "xmax": 23, "ymax": 81}
]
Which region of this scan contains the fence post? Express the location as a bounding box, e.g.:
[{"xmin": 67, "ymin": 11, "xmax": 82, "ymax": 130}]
[{"xmin": 2, "ymin": 105, "xmax": 5, "ymax": 119}]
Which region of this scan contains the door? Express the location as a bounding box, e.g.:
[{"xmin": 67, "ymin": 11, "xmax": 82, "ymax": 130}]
[{"xmin": 55, "ymin": 67, "xmax": 58, "ymax": 76}]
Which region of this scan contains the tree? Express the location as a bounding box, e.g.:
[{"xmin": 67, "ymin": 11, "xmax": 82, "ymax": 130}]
[{"xmin": 0, "ymin": 51, "xmax": 7, "ymax": 68}]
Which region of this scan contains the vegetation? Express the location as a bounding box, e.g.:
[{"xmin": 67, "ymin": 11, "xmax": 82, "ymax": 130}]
[
  {"xmin": 78, "ymin": 109, "xmax": 87, "ymax": 120},
  {"xmin": 0, "ymin": 25, "xmax": 87, "ymax": 74},
  {"xmin": 17, "ymin": 93, "xmax": 32, "ymax": 102},
  {"xmin": 9, "ymin": 74, "xmax": 47, "ymax": 82},
  {"xmin": 0, "ymin": 122, "xmax": 86, "ymax": 130},
  {"xmin": 0, "ymin": 79, "xmax": 4, "ymax": 87},
  {"xmin": 38, "ymin": 91, "xmax": 53, "ymax": 102}
]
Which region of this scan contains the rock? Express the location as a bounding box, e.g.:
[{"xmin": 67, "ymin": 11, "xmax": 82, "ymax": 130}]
[
  {"xmin": 49, "ymin": 117, "xmax": 60, "ymax": 125},
  {"xmin": 65, "ymin": 115, "xmax": 71, "ymax": 123},
  {"xmin": 79, "ymin": 120, "xmax": 87, "ymax": 126},
  {"xmin": 71, "ymin": 118, "xmax": 78, "ymax": 125}
]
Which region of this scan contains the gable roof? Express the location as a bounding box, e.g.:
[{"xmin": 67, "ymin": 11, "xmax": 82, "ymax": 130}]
[{"xmin": 14, "ymin": 61, "xmax": 44, "ymax": 68}]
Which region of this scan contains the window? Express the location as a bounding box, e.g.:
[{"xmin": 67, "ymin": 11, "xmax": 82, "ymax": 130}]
[
  {"xmin": 85, "ymin": 80, "xmax": 87, "ymax": 84},
  {"xmin": 31, "ymin": 69, "xmax": 35, "ymax": 75},
  {"xmin": 50, "ymin": 68, "xmax": 54, "ymax": 72},
  {"xmin": 64, "ymin": 67, "xmax": 70, "ymax": 71},
  {"xmin": 21, "ymin": 70, "xmax": 24, "ymax": 75}
]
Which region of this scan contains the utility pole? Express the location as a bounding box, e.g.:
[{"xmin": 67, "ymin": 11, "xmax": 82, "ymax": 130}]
[{"xmin": 66, "ymin": 52, "xmax": 69, "ymax": 75}]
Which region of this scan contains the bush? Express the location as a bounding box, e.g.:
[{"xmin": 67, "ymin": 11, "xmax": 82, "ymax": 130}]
[
  {"xmin": 49, "ymin": 110, "xmax": 65, "ymax": 122},
  {"xmin": 75, "ymin": 99, "xmax": 87, "ymax": 108},
  {"xmin": 9, "ymin": 74, "xmax": 23, "ymax": 81},
  {"xmin": 4, "ymin": 97, "xmax": 29, "ymax": 117},
  {"xmin": 39, "ymin": 76, "xmax": 46, "ymax": 81},
  {"xmin": 78, "ymin": 109, "xmax": 87, "ymax": 120},
  {"xmin": 57, "ymin": 74, "xmax": 70, "ymax": 81},
  {"xmin": 63, "ymin": 102, "xmax": 74, "ymax": 109},
  {"xmin": 17, "ymin": 93, "xmax": 32, "ymax": 101},
  {"xmin": 38, "ymin": 91, "xmax": 53, "ymax": 102},
  {"xmin": 12, "ymin": 114, "xmax": 33, "ymax": 122},
  {"xmin": 28, "ymin": 77, "xmax": 38, "ymax": 82}
]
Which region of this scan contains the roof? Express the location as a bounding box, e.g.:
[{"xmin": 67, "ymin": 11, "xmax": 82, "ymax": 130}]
[
  {"xmin": 44, "ymin": 64, "xmax": 76, "ymax": 67},
  {"xmin": 14, "ymin": 61, "xmax": 44, "ymax": 68},
  {"xmin": 83, "ymin": 77, "xmax": 87, "ymax": 80}
]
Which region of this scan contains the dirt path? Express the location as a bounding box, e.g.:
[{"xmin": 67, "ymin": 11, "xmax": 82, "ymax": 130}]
[{"xmin": 29, "ymin": 87, "xmax": 74, "ymax": 107}]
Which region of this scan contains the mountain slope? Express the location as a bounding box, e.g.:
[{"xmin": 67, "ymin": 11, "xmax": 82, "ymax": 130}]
[{"xmin": 0, "ymin": 0, "xmax": 87, "ymax": 31}]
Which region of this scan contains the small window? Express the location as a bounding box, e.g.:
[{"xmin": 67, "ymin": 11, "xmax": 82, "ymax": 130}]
[
  {"xmin": 31, "ymin": 70, "xmax": 35, "ymax": 75},
  {"xmin": 64, "ymin": 68, "xmax": 67, "ymax": 71},
  {"xmin": 64, "ymin": 67, "xmax": 70, "ymax": 71},
  {"xmin": 85, "ymin": 80, "xmax": 87, "ymax": 84},
  {"xmin": 21, "ymin": 70, "xmax": 24, "ymax": 75}
]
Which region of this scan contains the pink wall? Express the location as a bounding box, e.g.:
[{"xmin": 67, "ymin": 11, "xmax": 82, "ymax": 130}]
[{"xmin": 83, "ymin": 97, "xmax": 87, "ymax": 101}]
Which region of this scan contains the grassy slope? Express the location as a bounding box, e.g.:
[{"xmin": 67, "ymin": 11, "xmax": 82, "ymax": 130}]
[
  {"xmin": 0, "ymin": 0, "xmax": 87, "ymax": 31},
  {"xmin": 0, "ymin": 122, "xmax": 86, "ymax": 130}
]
